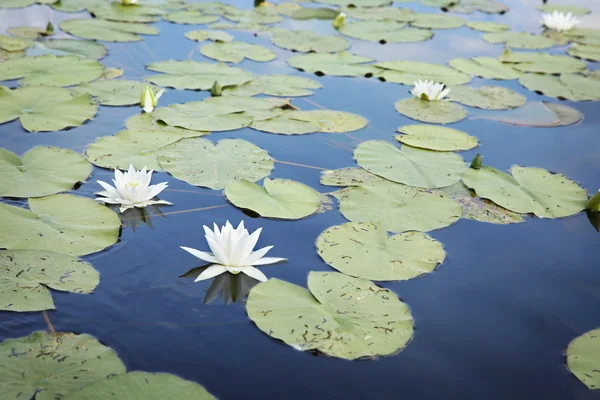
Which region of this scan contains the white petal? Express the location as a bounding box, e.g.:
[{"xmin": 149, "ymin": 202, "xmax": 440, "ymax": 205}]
[
  {"xmin": 241, "ymin": 266, "xmax": 268, "ymax": 282},
  {"xmin": 194, "ymin": 265, "xmax": 228, "ymax": 282},
  {"xmin": 245, "ymin": 245, "xmax": 273, "ymax": 265},
  {"xmin": 206, "ymin": 236, "xmax": 229, "ymax": 265},
  {"xmin": 154, "ymin": 88, "xmax": 165, "ymax": 102},
  {"xmin": 146, "ymin": 182, "xmax": 168, "ymax": 199},
  {"xmin": 251, "ymin": 257, "xmax": 287, "ymax": 266},
  {"xmin": 180, "ymin": 246, "xmax": 219, "ymax": 263}
]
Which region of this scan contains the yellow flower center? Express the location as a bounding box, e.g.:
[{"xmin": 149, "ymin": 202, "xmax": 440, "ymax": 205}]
[{"xmin": 128, "ymin": 182, "xmax": 138, "ymax": 187}]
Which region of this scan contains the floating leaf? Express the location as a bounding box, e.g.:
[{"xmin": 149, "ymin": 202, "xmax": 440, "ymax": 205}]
[
  {"xmin": 339, "ymin": 21, "xmax": 433, "ymax": 43},
  {"xmin": 568, "ymin": 44, "xmax": 600, "ymax": 62},
  {"xmin": 165, "ymin": 10, "xmax": 219, "ymax": 24},
  {"xmin": 0, "ymin": 146, "xmax": 91, "ymax": 198},
  {"xmin": 474, "ymin": 101, "xmax": 560, "ymax": 127},
  {"xmin": 341, "ymin": 6, "xmax": 416, "ymax": 21},
  {"xmin": 482, "ymin": 31, "xmax": 556, "ymax": 49},
  {"xmin": 271, "ymin": 30, "xmax": 349, "ymax": 53},
  {"xmin": 445, "ymin": 0, "xmax": 508, "ymax": 14},
  {"xmin": 518, "ymin": 73, "xmax": 600, "ymax": 101},
  {"xmin": 208, "ymin": 21, "xmax": 263, "ymax": 31},
  {"xmin": 247, "ymin": 272, "xmax": 413, "ymax": 360},
  {"xmin": 0, "ymin": 331, "xmax": 126, "ymax": 400},
  {"xmin": 146, "ymin": 60, "xmax": 253, "ymax": 90},
  {"xmin": 250, "ymin": 111, "xmax": 322, "ymax": 135},
  {"xmin": 223, "ymin": 9, "xmax": 283, "ymax": 24},
  {"xmin": 291, "ymin": 7, "xmax": 339, "ymax": 20},
  {"xmin": 225, "ymin": 178, "xmax": 321, "ymax": 219},
  {"xmin": 60, "ymin": 19, "xmax": 160, "ymax": 42},
  {"xmin": 314, "ymin": 0, "xmax": 392, "ymax": 7},
  {"xmin": 410, "ymin": 13, "xmax": 465, "ymax": 29},
  {"xmin": 288, "ymin": 51, "xmax": 377, "ymax": 77},
  {"xmin": 26, "ymin": 39, "xmax": 108, "ymax": 60},
  {"xmin": 0, "ymin": 35, "xmax": 30, "ymax": 52},
  {"xmin": 566, "ymin": 329, "xmax": 600, "ymax": 390},
  {"xmin": 7, "ymin": 26, "xmax": 50, "ymax": 39},
  {"xmin": 466, "ymin": 21, "xmax": 509, "ymax": 32},
  {"xmin": 0, "ymin": 0, "xmax": 57, "ymax": 8},
  {"xmin": 158, "ymin": 138, "xmax": 274, "ymax": 189},
  {"xmin": 185, "ymin": 29, "xmax": 234, "ymax": 42},
  {"xmin": 88, "ymin": 2, "xmax": 165, "ymax": 23},
  {"xmin": 72, "ymin": 80, "xmax": 155, "ymax": 106},
  {"xmin": 320, "ymin": 167, "xmax": 386, "ymax": 187},
  {"xmin": 462, "ymin": 165, "xmax": 588, "ymax": 218},
  {"xmin": 536, "ymin": 4, "xmax": 590, "ymax": 16},
  {"xmin": 0, "ymin": 55, "xmax": 103, "ymax": 87},
  {"xmin": 50, "ymin": 0, "xmax": 105, "ymax": 12},
  {"xmin": 394, "ymin": 97, "xmax": 467, "ymax": 124},
  {"xmin": 448, "ymin": 85, "xmax": 526, "ymax": 110},
  {"xmin": 375, "ymin": 60, "xmax": 471, "ymax": 85},
  {"xmin": 291, "ymin": 110, "xmax": 368, "ymax": 132},
  {"xmin": 223, "ymin": 74, "xmax": 321, "ymax": 97},
  {"xmin": 449, "ymin": 57, "xmax": 521, "ymax": 80},
  {"xmin": 0, "ymin": 194, "xmax": 121, "ymax": 256},
  {"xmin": 0, "ymin": 249, "xmax": 99, "ymax": 312},
  {"xmin": 0, "ymin": 86, "xmax": 97, "ymax": 132},
  {"xmin": 499, "ymin": 52, "xmax": 587, "ymax": 74},
  {"xmin": 396, "ymin": 124, "xmax": 478, "ymax": 151},
  {"xmin": 564, "ymin": 28, "xmax": 600, "ymax": 46},
  {"xmin": 544, "ymin": 102, "xmax": 583, "ymax": 126},
  {"xmin": 200, "ymin": 41, "xmax": 276, "ymax": 63},
  {"xmin": 355, "ymin": 140, "xmax": 467, "ymax": 188},
  {"xmin": 316, "ymin": 221, "xmax": 445, "ymax": 281}
]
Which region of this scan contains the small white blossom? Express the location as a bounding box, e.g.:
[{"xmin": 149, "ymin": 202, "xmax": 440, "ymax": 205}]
[
  {"xmin": 542, "ymin": 11, "xmax": 580, "ymax": 32},
  {"xmin": 140, "ymin": 86, "xmax": 165, "ymax": 113},
  {"xmin": 410, "ymin": 80, "xmax": 451, "ymax": 101}
]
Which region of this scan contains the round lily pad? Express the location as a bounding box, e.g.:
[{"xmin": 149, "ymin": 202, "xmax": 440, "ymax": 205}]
[
  {"xmin": 482, "ymin": 31, "xmax": 556, "ymax": 49},
  {"xmin": 536, "ymin": 4, "xmax": 590, "ymax": 16},
  {"xmin": 0, "ymin": 194, "xmax": 121, "ymax": 256},
  {"xmin": 0, "ymin": 55, "xmax": 103, "ymax": 87},
  {"xmin": 200, "ymin": 41, "xmax": 276, "ymax": 63},
  {"xmin": 568, "ymin": 44, "xmax": 600, "ymax": 61},
  {"xmin": 0, "ymin": 146, "xmax": 91, "ymax": 198},
  {"xmin": 395, "ymin": 124, "xmax": 478, "ymax": 151},
  {"xmin": 499, "ymin": 52, "xmax": 587, "ymax": 74},
  {"xmin": 518, "ymin": 73, "xmax": 600, "ymax": 101},
  {"xmin": 394, "ymin": 97, "xmax": 468, "ymax": 124},
  {"xmin": 158, "ymin": 138, "xmax": 274, "ymax": 190},
  {"xmin": 462, "ymin": 165, "xmax": 588, "ymax": 218},
  {"xmin": 0, "ymin": 331, "xmax": 126, "ymax": 400},
  {"xmin": 247, "ymin": 271, "xmax": 414, "ymax": 360},
  {"xmin": 26, "ymin": 39, "xmax": 108, "ymax": 60},
  {"xmin": 466, "ymin": 21, "xmax": 509, "ymax": 32},
  {"xmin": 223, "ymin": 74, "xmax": 321, "ymax": 97},
  {"xmin": 60, "ymin": 19, "xmax": 160, "ymax": 42},
  {"xmin": 448, "ymin": 57, "xmax": 521, "ymax": 80},
  {"xmin": 339, "ymin": 21, "xmax": 433, "ymax": 43},
  {"xmin": 375, "ymin": 60, "xmax": 471, "ymax": 85},
  {"xmin": 320, "ymin": 167, "xmax": 386, "ymax": 187},
  {"xmin": 566, "ymin": 329, "xmax": 600, "ymax": 390},
  {"xmin": 72, "ymin": 80, "xmax": 156, "ymax": 106},
  {"xmin": 355, "ymin": 140, "xmax": 467, "ymax": 188},
  {"xmin": 225, "ymin": 178, "xmax": 321, "ymax": 219},
  {"xmin": 271, "ymin": 30, "xmax": 350, "ymax": 53},
  {"xmin": 288, "ymin": 51, "xmax": 377, "ymax": 77},
  {"xmin": 146, "ymin": 60, "xmax": 253, "ymax": 90},
  {"xmin": 185, "ymin": 29, "xmax": 234, "ymax": 42},
  {"xmin": 448, "ymin": 85, "xmax": 526, "ymax": 110},
  {"xmin": 445, "ymin": 0, "xmax": 508, "ymax": 14},
  {"xmin": 410, "ymin": 13, "xmax": 465, "ymax": 29},
  {"xmin": 164, "ymin": 10, "xmax": 219, "ymax": 24},
  {"xmin": 316, "ymin": 221, "xmax": 446, "ymax": 281},
  {"xmin": 88, "ymin": 2, "xmax": 165, "ymax": 23},
  {"xmin": 0, "ymin": 249, "xmax": 99, "ymax": 312},
  {"xmin": 0, "ymin": 85, "xmax": 97, "ymax": 132}
]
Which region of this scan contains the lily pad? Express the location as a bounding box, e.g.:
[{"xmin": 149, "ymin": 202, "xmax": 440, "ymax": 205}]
[
  {"xmin": 0, "ymin": 146, "xmax": 91, "ymax": 198},
  {"xmin": 158, "ymin": 138, "xmax": 274, "ymax": 189},
  {"xmin": 126, "ymin": 112, "xmax": 202, "ymax": 137},
  {"xmin": 375, "ymin": 60, "xmax": 471, "ymax": 85},
  {"xmin": 536, "ymin": 4, "xmax": 590, "ymax": 16},
  {"xmin": 568, "ymin": 44, "xmax": 600, "ymax": 62},
  {"xmin": 223, "ymin": 74, "xmax": 321, "ymax": 97},
  {"xmin": 339, "ymin": 21, "xmax": 433, "ymax": 43},
  {"xmin": 320, "ymin": 167, "xmax": 386, "ymax": 187},
  {"xmin": 316, "ymin": 221, "xmax": 445, "ymax": 281},
  {"xmin": 499, "ymin": 52, "xmax": 587, "ymax": 74},
  {"xmin": 0, "ymin": 194, "xmax": 121, "ymax": 256},
  {"xmin": 0, "ymin": 86, "xmax": 97, "ymax": 132},
  {"xmin": 0, "ymin": 0, "xmax": 57, "ymax": 8},
  {"xmin": 63, "ymin": 372, "xmax": 216, "ymax": 400},
  {"xmin": 7, "ymin": 26, "xmax": 50, "ymax": 39},
  {"xmin": 165, "ymin": 10, "xmax": 219, "ymax": 24},
  {"xmin": 0, "ymin": 249, "xmax": 99, "ymax": 312},
  {"xmin": 225, "ymin": 178, "xmax": 321, "ymax": 219},
  {"xmin": 291, "ymin": 7, "xmax": 339, "ymax": 20},
  {"xmin": 518, "ymin": 73, "xmax": 600, "ymax": 101},
  {"xmin": 50, "ymin": 0, "xmax": 105, "ymax": 12},
  {"xmin": 26, "ymin": 39, "xmax": 108, "ymax": 60},
  {"xmin": 223, "ymin": 9, "xmax": 283, "ymax": 24},
  {"xmin": 88, "ymin": 2, "xmax": 165, "ymax": 23},
  {"xmin": 410, "ymin": 13, "xmax": 465, "ymax": 29},
  {"xmin": 200, "ymin": 41, "xmax": 276, "ymax": 63},
  {"xmin": 445, "ymin": 0, "xmax": 508, "ymax": 14},
  {"xmin": 314, "ymin": 0, "xmax": 392, "ymax": 7},
  {"xmin": 466, "ymin": 21, "xmax": 509, "ymax": 32},
  {"xmin": 355, "ymin": 140, "xmax": 467, "ymax": 188},
  {"xmin": 448, "ymin": 85, "xmax": 526, "ymax": 110},
  {"xmin": 0, "ymin": 55, "xmax": 103, "ymax": 87},
  {"xmin": 566, "ymin": 329, "xmax": 600, "ymax": 390},
  {"xmin": 544, "ymin": 102, "xmax": 583, "ymax": 126},
  {"xmin": 482, "ymin": 31, "xmax": 556, "ymax": 49},
  {"xmin": 564, "ymin": 29, "xmax": 600, "ymax": 46},
  {"xmin": 448, "ymin": 57, "xmax": 521, "ymax": 80},
  {"xmin": 0, "ymin": 35, "xmax": 30, "ymax": 52},
  {"xmin": 247, "ymin": 272, "xmax": 413, "ymax": 360},
  {"xmin": 0, "ymin": 331, "xmax": 126, "ymax": 400},
  {"xmin": 250, "ymin": 111, "xmax": 322, "ymax": 135},
  {"xmin": 271, "ymin": 30, "xmax": 349, "ymax": 53},
  {"xmin": 146, "ymin": 60, "xmax": 253, "ymax": 90},
  {"xmin": 394, "ymin": 97, "xmax": 467, "ymax": 124},
  {"xmin": 60, "ymin": 19, "xmax": 160, "ymax": 42},
  {"xmin": 290, "ymin": 110, "xmax": 368, "ymax": 133},
  {"xmin": 185, "ymin": 29, "xmax": 234, "ymax": 42},
  {"xmin": 462, "ymin": 165, "xmax": 588, "ymax": 218},
  {"xmin": 395, "ymin": 124, "xmax": 478, "ymax": 151},
  {"xmin": 73, "ymin": 80, "xmax": 158, "ymax": 106},
  {"xmin": 341, "ymin": 6, "xmax": 416, "ymax": 21},
  {"xmin": 288, "ymin": 51, "xmax": 377, "ymax": 77},
  {"xmin": 474, "ymin": 101, "xmax": 560, "ymax": 127}
]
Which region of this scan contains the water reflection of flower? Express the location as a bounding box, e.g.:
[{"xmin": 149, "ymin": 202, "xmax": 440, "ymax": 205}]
[{"xmin": 115, "ymin": 204, "xmax": 167, "ymax": 232}]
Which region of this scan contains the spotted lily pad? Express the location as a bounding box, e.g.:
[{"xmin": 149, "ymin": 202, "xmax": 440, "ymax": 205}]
[
  {"xmin": 185, "ymin": 29, "xmax": 234, "ymax": 42},
  {"xmin": 0, "ymin": 331, "xmax": 126, "ymax": 400},
  {"xmin": 339, "ymin": 21, "xmax": 433, "ymax": 43},
  {"xmin": 466, "ymin": 21, "xmax": 509, "ymax": 32},
  {"xmin": 320, "ymin": 167, "xmax": 386, "ymax": 187},
  {"xmin": 225, "ymin": 178, "xmax": 321, "ymax": 219},
  {"xmin": 223, "ymin": 74, "xmax": 321, "ymax": 97},
  {"xmin": 410, "ymin": 13, "xmax": 465, "ymax": 29},
  {"xmin": 375, "ymin": 60, "xmax": 471, "ymax": 85},
  {"xmin": 482, "ymin": 31, "xmax": 556, "ymax": 49},
  {"xmin": 164, "ymin": 10, "xmax": 219, "ymax": 24},
  {"xmin": 88, "ymin": 2, "xmax": 165, "ymax": 23},
  {"xmin": 0, "ymin": 35, "xmax": 30, "ymax": 52},
  {"xmin": 60, "ymin": 19, "xmax": 160, "ymax": 42},
  {"xmin": 448, "ymin": 85, "xmax": 526, "ymax": 110},
  {"xmin": 316, "ymin": 221, "xmax": 445, "ymax": 281},
  {"xmin": 499, "ymin": 52, "xmax": 587, "ymax": 74},
  {"xmin": 568, "ymin": 44, "xmax": 600, "ymax": 61},
  {"xmin": 146, "ymin": 60, "xmax": 253, "ymax": 90},
  {"xmin": 200, "ymin": 41, "xmax": 276, "ymax": 63},
  {"xmin": 271, "ymin": 30, "xmax": 350, "ymax": 53},
  {"xmin": 536, "ymin": 4, "xmax": 590, "ymax": 16},
  {"xmin": 0, "ymin": 55, "xmax": 103, "ymax": 87},
  {"xmin": 394, "ymin": 97, "xmax": 467, "ymax": 124},
  {"xmin": 518, "ymin": 73, "xmax": 600, "ymax": 101},
  {"xmin": 26, "ymin": 39, "xmax": 108, "ymax": 60},
  {"xmin": 566, "ymin": 329, "xmax": 600, "ymax": 390},
  {"xmin": 72, "ymin": 80, "xmax": 157, "ymax": 106},
  {"xmin": 0, "ymin": 146, "xmax": 91, "ymax": 198},
  {"xmin": 0, "ymin": 0, "xmax": 57, "ymax": 8},
  {"xmin": 158, "ymin": 138, "xmax": 274, "ymax": 189},
  {"xmin": 449, "ymin": 57, "xmax": 521, "ymax": 80},
  {"xmin": 0, "ymin": 249, "xmax": 99, "ymax": 312},
  {"xmin": 396, "ymin": 124, "xmax": 478, "ymax": 151},
  {"xmin": 0, "ymin": 86, "xmax": 97, "ymax": 132},
  {"xmin": 462, "ymin": 165, "xmax": 588, "ymax": 218},
  {"xmin": 288, "ymin": 51, "xmax": 377, "ymax": 77},
  {"xmin": 247, "ymin": 272, "xmax": 413, "ymax": 360}
]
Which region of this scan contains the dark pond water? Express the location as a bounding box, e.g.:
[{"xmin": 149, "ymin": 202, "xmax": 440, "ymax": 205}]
[{"xmin": 1, "ymin": 0, "xmax": 600, "ymax": 398}]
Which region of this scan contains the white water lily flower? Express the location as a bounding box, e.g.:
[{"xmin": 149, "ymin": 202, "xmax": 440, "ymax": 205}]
[
  {"xmin": 181, "ymin": 221, "xmax": 286, "ymax": 282},
  {"xmin": 140, "ymin": 86, "xmax": 165, "ymax": 113},
  {"xmin": 541, "ymin": 11, "xmax": 580, "ymax": 32},
  {"xmin": 96, "ymin": 164, "xmax": 171, "ymax": 213},
  {"xmin": 332, "ymin": 12, "xmax": 346, "ymax": 29},
  {"xmin": 410, "ymin": 80, "xmax": 451, "ymax": 101}
]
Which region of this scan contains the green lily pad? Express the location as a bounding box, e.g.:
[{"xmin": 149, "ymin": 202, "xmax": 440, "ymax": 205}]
[
  {"xmin": 518, "ymin": 73, "xmax": 600, "ymax": 101},
  {"xmin": 0, "ymin": 35, "xmax": 30, "ymax": 52},
  {"xmin": 375, "ymin": 60, "xmax": 471, "ymax": 85},
  {"xmin": 333, "ymin": 180, "xmax": 462, "ymax": 232},
  {"xmin": 536, "ymin": 4, "xmax": 591, "ymax": 16},
  {"xmin": 125, "ymin": 112, "xmax": 202, "ymax": 137},
  {"xmin": 0, "ymin": 86, "xmax": 97, "ymax": 132},
  {"xmin": 208, "ymin": 21, "xmax": 263, "ymax": 31},
  {"xmin": 499, "ymin": 52, "xmax": 587, "ymax": 74},
  {"xmin": 394, "ymin": 97, "xmax": 467, "ymax": 124},
  {"xmin": 355, "ymin": 140, "xmax": 467, "ymax": 188},
  {"xmin": 223, "ymin": 9, "xmax": 283, "ymax": 24},
  {"xmin": 444, "ymin": 0, "xmax": 508, "ymax": 14},
  {"xmin": 448, "ymin": 85, "xmax": 526, "ymax": 110},
  {"xmin": 341, "ymin": 6, "xmax": 416, "ymax": 21},
  {"xmin": 50, "ymin": 0, "xmax": 105, "ymax": 12},
  {"xmin": 250, "ymin": 111, "xmax": 321, "ymax": 135},
  {"xmin": 482, "ymin": 31, "xmax": 556, "ymax": 49},
  {"xmin": 0, "ymin": 194, "xmax": 121, "ymax": 256},
  {"xmin": 164, "ymin": 10, "xmax": 219, "ymax": 24},
  {"xmin": 0, "ymin": 0, "xmax": 57, "ymax": 8},
  {"xmin": 339, "ymin": 21, "xmax": 433, "ymax": 43},
  {"xmin": 410, "ymin": 13, "xmax": 465, "ymax": 29},
  {"xmin": 88, "ymin": 2, "xmax": 165, "ymax": 23},
  {"xmin": 60, "ymin": 19, "xmax": 160, "ymax": 42},
  {"xmin": 0, "ymin": 331, "xmax": 126, "ymax": 400},
  {"xmin": 185, "ymin": 29, "xmax": 234, "ymax": 42},
  {"xmin": 466, "ymin": 21, "xmax": 509, "ymax": 32},
  {"xmin": 564, "ymin": 29, "xmax": 600, "ymax": 46},
  {"xmin": 314, "ymin": 0, "xmax": 392, "ymax": 7},
  {"xmin": 395, "ymin": 124, "xmax": 478, "ymax": 151},
  {"xmin": 291, "ymin": 7, "xmax": 339, "ymax": 20},
  {"xmin": 200, "ymin": 41, "xmax": 276, "ymax": 63},
  {"xmin": 271, "ymin": 30, "xmax": 349, "ymax": 53},
  {"xmin": 247, "ymin": 271, "xmax": 413, "ymax": 360},
  {"xmin": 63, "ymin": 372, "xmax": 216, "ymax": 400},
  {"xmin": 288, "ymin": 51, "xmax": 377, "ymax": 77},
  {"xmin": 0, "ymin": 55, "xmax": 103, "ymax": 87},
  {"xmin": 186, "ymin": 1, "xmax": 234, "ymax": 13},
  {"xmin": 7, "ymin": 26, "xmax": 51, "ymax": 39},
  {"xmin": 290, "ymin": 110, "xmax": 368, "ymax": 133},
  {"xmin": 225, "ymin": 178, "xmax": 321, "ymax": 219},
  {"xmin": 26, "ymin": 39, "xmax": 108, "ymax": 60},
  {"xmin": 0, "ymin": 48, "xmax": 25, "ymax": 61},
  {"xmin": 474, "ymin": 101, "xmax": 560, "ymax": 127},
  {"xmin": 223, "ymin": 74, "xmax": 321, "ymax": 97},
  {"xmin": 567, "ymin": 44, "xmax": 600, "ymax": 61},
  {"xmin": 320, "ymin": 167, "xmax": 386, "ymax": 187},
  {"xmin": 566, "ymin": 329, "xmax": 600, "ymax": 390},
  {"xmin": 316, "ymin": 221, "xmax": 446, "ymax": 281},
  {"xmin": 462, "ymin": 165, "xmax": 588, "ymax": 218},
  {"xmin": 158, "ymin": 138, "xmax": 274, "ymax": 189},
  {"xmin": 146, "ymin": 60, "xmax": 253, "ymax": 90},
  {"xmin": 72, "ymin": 80, "xmax": 157, "ymax": 106},
  {"xmin": 0, "ymin": 146, "xmax": 91, "ymax": 198},
  {"xmin": 0, "ymin": 249, "xmax": 99, "ymax": 312},
  {"xmin": 448, "ymin": 57, "xmax": 521, "ymax": 80}
]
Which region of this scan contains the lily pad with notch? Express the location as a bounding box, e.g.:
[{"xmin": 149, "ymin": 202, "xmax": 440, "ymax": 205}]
[
  {"xmin": 26, "ymin": 39, "xmax": 108, "ymax": 60},
  {"xmin": 518, "ymin": 73, "xmax": 600, "ymax": 101},
  {"xmin": 466, "ymin": 21, "xmax": 509, "ymax": 32},
  {"xmin": 499, "ymin": 51, "xmax": 587, "ymax": 74},
  {"xmin": 482, "ymin": 31, "xmax": 556, "ymax": 49},
  {"xmin": 410, "ymin": 13, "xmax": 465, "ymax": 29},
  {"xmin": 88, "ymin": 2, "xmax": 166, "ymax": 23},
  {"xmin": 72, "ymin": 80, "xmax": 159, "ymax": 106},
  {"xmin": 566, "ymin": 329, "xmax": 600, "ymax": 390}
]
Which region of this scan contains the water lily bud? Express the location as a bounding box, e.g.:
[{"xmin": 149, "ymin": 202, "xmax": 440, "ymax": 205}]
[
  {"xmin": 211, "ymin": 81, "xmax": 222, "ymax": 97},
  {"xmin": 502, "ymin": 45, "xmax": 511, "ymax": 57},
  {"xmin": 121, "ymin": 0, "xmax": 138, "ymax": 5},
  {"xmin": 140, "ymin": 86, "xmax": 164, "ymax": 113},
  {"xmin": 46, "ymin": 22, "xmax": 54, "ymax": 35},
  {"xmin": 470, "ymin": 153, "xmax": 482, "ymax": 169},
  {"xmin": 587, "ymin": 191, "xmax": 600, "ymax": 212},
  {"xmin": 332, "ymin": 12, "xmax": 346, "ymax": 30}
]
